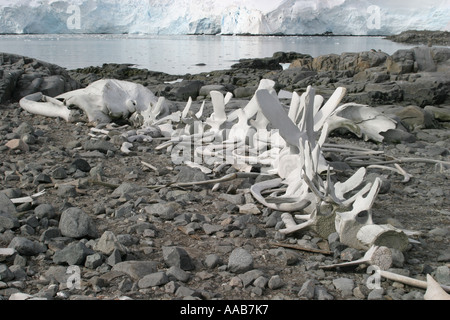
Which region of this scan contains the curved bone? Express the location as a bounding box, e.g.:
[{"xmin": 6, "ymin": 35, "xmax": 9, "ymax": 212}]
[
  {"xmin": 20, "ymin": 92, "xmax": 75, "ymax": 122},
  {"xmin": 327, "ymin": 103, "xmax": 397, "ymax": 142},
  {"xmin": 320, "ymin": 245, "xmax": 393, "ymax": 270},
  {"xmin": 378, "ymin": 271, "xmax": 450, "ymax": 296},
  {"xmin": 250, "ymin": 178, "xmax": 311, "ymax": 212},
  {"xmin": 314, "ymin": 87, "xmax": 347, "ymax": 131}
]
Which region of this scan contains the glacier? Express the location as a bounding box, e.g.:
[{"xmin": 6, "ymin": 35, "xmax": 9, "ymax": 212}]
[{"xmin": 0, "ymin": 0, "xmax": 448, "ymax": 36}]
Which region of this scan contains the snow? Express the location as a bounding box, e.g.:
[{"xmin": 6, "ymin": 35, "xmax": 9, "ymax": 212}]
[{"xmin": 0, "ymin": 0, "xmax": 448, "ymax": 35}]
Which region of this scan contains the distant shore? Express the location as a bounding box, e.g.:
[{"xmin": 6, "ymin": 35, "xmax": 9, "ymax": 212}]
[
  {"xmin": 1, "ymin": 30, "xmax": 448, "ymax": 46},
  {"xmin": 385, "ymin": 30, "xmax": 450, "ymax": 46}
]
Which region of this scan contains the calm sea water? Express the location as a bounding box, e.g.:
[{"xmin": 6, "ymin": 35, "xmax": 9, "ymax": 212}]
[{"xmin": 0, "ymin": 34, "xmax": 419, "ymax": 75}]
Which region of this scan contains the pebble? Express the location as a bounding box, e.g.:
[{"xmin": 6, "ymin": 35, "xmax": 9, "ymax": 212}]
[{"xmin": 227, "ymin": 248, "xmax": 254, "ymax": 274}]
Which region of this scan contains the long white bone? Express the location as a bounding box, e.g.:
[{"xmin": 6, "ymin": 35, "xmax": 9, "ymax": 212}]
[{"xmin": 319, "ymin": 245, "xmax": 393, "ymax": 270}]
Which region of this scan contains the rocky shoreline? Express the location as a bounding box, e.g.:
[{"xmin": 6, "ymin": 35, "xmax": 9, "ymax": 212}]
[
  {"xmin": 385, "ymin": 30, "xmax": 450, "ymax": 46},
  {"xmin": 0, "ymin": 46, "xmax": 449, "ymax": 301}
]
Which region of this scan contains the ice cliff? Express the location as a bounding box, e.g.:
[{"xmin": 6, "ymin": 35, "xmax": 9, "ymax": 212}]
[{"xmin": 0, "ymin": 0, "xmax": 448, "ymax": 35}]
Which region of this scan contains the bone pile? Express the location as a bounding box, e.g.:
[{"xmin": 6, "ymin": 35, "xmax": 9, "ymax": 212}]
[
  {"xmin": 133, "ymin": 79, "xmax": 412, "ymax": 253},
  {"xmin": 19, "ymin": 79, "xmax": 413, "ymax": 253}
]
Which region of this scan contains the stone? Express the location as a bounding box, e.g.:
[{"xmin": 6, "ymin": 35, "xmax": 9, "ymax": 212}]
[
  {"xmin": 315, "ymin": 286, "xmax": 334, "ymax": 300},
  {"xmin": 238, "ymin": 269, "xmax": 264, "ymax": 287},
  {"xmin": 253, "ymin": 276, "xmax": 268, "ymax": 289},
  {"xmin": 138, "ymin": 272, "xmax": 169, "ymax": 288},
  {"xmin": 238, "ymin": 203, "xmax": 261, "ymax": 215},
  {"xmin": 144, "ymin": 202, "xmax": 180, "ymax": 220},
  {"xmin": 176, "ymin": 166, "xmax": 209, "ymax": 183},
  {"xmin": 386, "ymin": 49, "xmax": 415, "ymax": 75},
  {"xmin": 52, "ymin": 241, "xmax": 92, "ymax": 266},
  {"xmin": 0, "ymin": 192, "xmax": 17, "ymax": 215},
  {"xmin": 162, "ymin": 246, "xmax": 195, "ymax": 271},
  {"xmin": 170, "ymin": 80, "xmax": 203, "ymax": 101},
  {"xmin": 83, "ymin": 140, "xmax": 117, "ymax": 154},
  {"xmin": 395, "ymin": 105, "xmax": 437, "ymax": 130},
  {"xmin": 70, "ymin": 158, "xmax": 91, "ymax": 173},
  {"xmin": 204, "ymin": 254, "xmax": 222, "ymax": 269},
  {"xmin": 85, "ymin": 253, "xmax": 103, "ymax": 269},
  {"xmin": 107, "ymin": 249, "xmax": 122, "ymax": 266},
  {"xmin": 435, "ymin": 266, "xmax": 450, "ymax": 285},
  {"xmin": 111, "ymin": 182, "xmax": 151, "ymax": 198},
  {"xmin": 199, "ymin": 84, "xmax": 227, "ymax": 96},
  {"xmin": 8, "ymin": 237, "xmax": 45, "ymax": 256},
  {"xmin": 58, "ymin": 207, "xmax": 98, "ymax": 239},
  {"xmin": 227, "ymin": 248, "xmax": 254, "ymax": 274},
  {"xmin": 34, "ymin": 204, "xmax": 56, "ymax": 219},
  {"xmin": 202, "ymin": 223, "xmax": 223, "ymax": 235},
  {"xmin": 367, "ymin": 288, "xmax": 384, "ymax": 300},
  {"xmin": 0, "ymin": 264, "xmax": 14, "ymax": 282},
  {"xmin": 5, "ymin": 139, "xmax": 29, "ymax": 152},
  {"xmin": 0, "ymin": 210, "xmax": 19, "ymax": 230},
  {"xmin": 39, "ymin": 227, "xmax": 62, "ymax": 243},
  {"xmin": 424, "ymin": 105, "xmax": 450, "ymax": 122},
  {"xmin": 94, "ymin": 231, "xmax": 127, "ymax": 256},
  {"xmin": 166, "ymin": 265, "xmax": 190, "ymax": 283},
  {"xmin": 333, "ymin": 277, "xmax": 355, "ymax": 298},
  {"xmin": 268, "ymin": 275, "xmax": 284, "ymax": 290},
  {"xmin": 298, "ymin": 279, "xmax": 316, "ymax": 299},
  {"xmin": 219, "ymin": 193, "xmax": 245, "ymax": 205},
  {"xmin": 112, "ymin": 261, "xmax": 159, "ymax": 280}
]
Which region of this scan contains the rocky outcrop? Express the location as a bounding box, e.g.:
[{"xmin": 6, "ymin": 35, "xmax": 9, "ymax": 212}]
[
  {"xmin": 385, "ymin": 30, "xmax": 450, "ymax": 46},
  {"xmin": 0, "ymin": 53, "xmax": 81, "ymax": 104},
  {"xmin": 281, "ymin": 47, "xmax": 450, "ymax": 107}
]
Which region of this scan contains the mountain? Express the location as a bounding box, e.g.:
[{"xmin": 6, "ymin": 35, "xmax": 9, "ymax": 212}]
[{"xmin": 0, "ymin": 0, "xmax": 448, "ymax": 35}]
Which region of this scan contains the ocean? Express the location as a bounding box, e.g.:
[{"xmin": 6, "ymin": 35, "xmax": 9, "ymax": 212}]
[{"xmin": 0, "ymin": 34, "xmax": 419, "ymax": 75}]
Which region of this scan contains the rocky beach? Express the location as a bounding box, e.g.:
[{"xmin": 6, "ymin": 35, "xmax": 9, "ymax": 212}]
[{"xmin": 0, "ymin": 39, "xmax": 449, "ymax": 302}]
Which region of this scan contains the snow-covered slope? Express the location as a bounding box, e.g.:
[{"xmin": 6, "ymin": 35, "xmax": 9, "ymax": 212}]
[{"xmin": 0, "ymin": 0, "xmax": 448, "ymax": 35}]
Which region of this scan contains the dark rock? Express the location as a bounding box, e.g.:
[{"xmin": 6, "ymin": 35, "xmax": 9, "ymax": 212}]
[
  {"xmin": 0, "ymin": 210, "xmax": 19, "ymax": 231},
  {"xmin": 58, "ymin": 207, "xmax": 98, "ymax": 239},
  {"xmin": 70, "ymin": 158, "xmax": 91, "ymax": 173},
  {"xmin": 52, "ymin": 241, "xmax": 93, "ymax": 266},
  {"xmin": 169, "ymin": 80, "xmax": 203, "ymax": 101},
  {"xmin": 227, "ymin": 248, "xmax": 254, "ymax": 273},
  {"xmin": 8, "ymin": 236, "xmax": 46, "ymax": 256},
  {"xmin": 112, "ymin": 260, "xmax": 159, "ymax": 280},
  {"xmin": 0, "ymin": 53, "xmax": 81, "ymax": 103},
  {"xmin": 0, "ymin": 193, "xmax": 18, "ymax": 216},
  {"xmin": 162, "ymin": 246, "xmax": 195, "ymax": 271},
  {"xmin": 138, "ymin": 272, "xmax": 169, "ymax": 288},
  {"xmin": 232, "ymin": 57, "xmax": 282, "ymax": 70}
]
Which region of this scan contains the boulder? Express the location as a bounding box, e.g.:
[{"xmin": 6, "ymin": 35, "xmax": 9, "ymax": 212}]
[{"xmin": 0, "ymin": 53, "xmax": 81, "ymax": 103}]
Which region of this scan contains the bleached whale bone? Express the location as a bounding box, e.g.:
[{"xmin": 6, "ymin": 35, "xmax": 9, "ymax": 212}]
[
  {"xmin": 20, "ymin": 79, "xmax": 164, "ymax": 124},
  {"xmin": 319, "ymin": 245, "xmax": 393, "ymax": 270}
]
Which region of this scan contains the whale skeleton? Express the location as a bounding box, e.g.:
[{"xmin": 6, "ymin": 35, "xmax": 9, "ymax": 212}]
[{"xmin": 19, "ymin": 78, "xmax": 415, "ymax": 252}]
